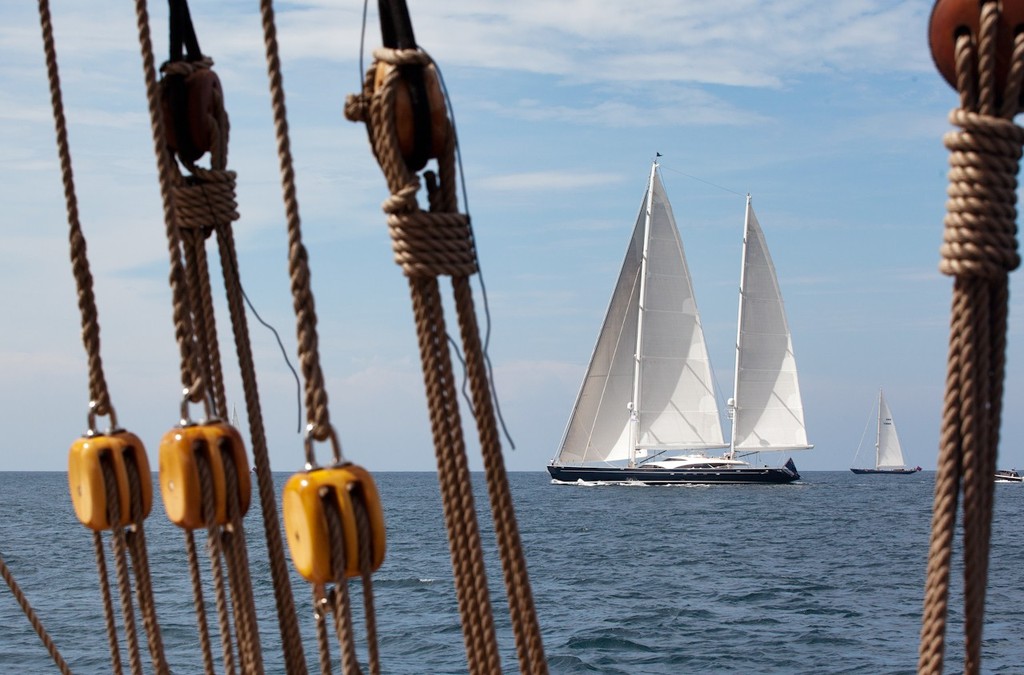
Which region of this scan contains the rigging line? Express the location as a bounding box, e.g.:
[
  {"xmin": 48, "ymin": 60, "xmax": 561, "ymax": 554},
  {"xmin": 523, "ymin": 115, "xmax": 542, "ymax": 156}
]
[
  {"xmin": 195, "ymin": 180, "xmax": 304, "ymax": 433},
  {"xmin": 358, "ymin": 0, "xmax": 369, "ymax": 88},
  {"xmin": 659, "ymin": 164, "xmax": 745, "ymax": 198},
  {"xmin": 433, "ymin": 57, "xmax": 516, "ymax": 451}
]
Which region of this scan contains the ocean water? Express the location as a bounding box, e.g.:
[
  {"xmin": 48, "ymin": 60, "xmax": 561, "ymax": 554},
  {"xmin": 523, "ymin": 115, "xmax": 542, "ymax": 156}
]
[{"xmin": 2, "ymin": 470, "xmax": 1023, "ymax": 674}]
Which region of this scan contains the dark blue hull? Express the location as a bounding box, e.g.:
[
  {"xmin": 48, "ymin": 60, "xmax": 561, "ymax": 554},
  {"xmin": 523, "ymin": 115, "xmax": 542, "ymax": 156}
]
[
  {"xmin": 849, "ymin": 467, "xmax": 921, "ymax": 475},
  {"xmin": 547, "ymin": 459, "xmax": 800, "ymax": 485}
]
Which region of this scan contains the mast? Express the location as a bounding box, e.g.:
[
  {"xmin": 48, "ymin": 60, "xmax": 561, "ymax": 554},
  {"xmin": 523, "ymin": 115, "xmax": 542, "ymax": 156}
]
[
  {"xmin": 875, "ymin": 388, "xmax": 883, "ymax": 469},
  {"xmin": 627, "ymin": 161, "xmax": 658, "ymax": 468},
  {"xmin": 727, "ymin": 194, "xmax": 753, "ymax": 459}
]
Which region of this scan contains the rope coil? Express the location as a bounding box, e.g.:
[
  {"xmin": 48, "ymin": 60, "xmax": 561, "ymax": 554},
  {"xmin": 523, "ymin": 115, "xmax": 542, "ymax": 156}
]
[{"xmin": 941, "ymin": 109, "xmax": 1023, "ymax": 278}]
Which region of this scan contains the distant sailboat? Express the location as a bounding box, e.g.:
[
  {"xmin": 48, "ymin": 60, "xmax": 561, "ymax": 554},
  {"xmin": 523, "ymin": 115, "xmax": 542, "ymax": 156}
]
[
  {"xmin": 547, "ymin": 162, "xmax": 810, "ymax": 485},
  {"xmin": 850, "ymin": 389, "xmax": 921, "ymax": 475}
]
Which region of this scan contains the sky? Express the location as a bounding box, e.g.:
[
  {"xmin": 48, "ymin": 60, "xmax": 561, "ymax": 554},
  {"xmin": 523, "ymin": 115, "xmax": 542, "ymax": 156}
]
[{"xmin": 0, "ymin": 1, "xmax": 1021, "ymax": 474}]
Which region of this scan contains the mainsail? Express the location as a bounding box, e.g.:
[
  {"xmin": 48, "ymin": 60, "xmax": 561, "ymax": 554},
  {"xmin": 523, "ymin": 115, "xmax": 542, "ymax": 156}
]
[
  {"xmin": 729, "ymin": 197, "xmax": 811, "ymax": 453},
  {"xmin": 875, "ymin": 390, "xmax": 906, "ymax": 469},
  {"xmin": 556, "ymin": 165, "xmax": 725, "ymax": 466}
]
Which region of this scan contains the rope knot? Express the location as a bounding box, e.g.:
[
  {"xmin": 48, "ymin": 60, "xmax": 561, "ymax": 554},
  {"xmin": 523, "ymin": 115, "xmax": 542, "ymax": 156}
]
[
  {"xmin": 172, "ymin": 168, "xmax": 239, "ymax": 235},
  {"xmin": 940, "ymin": 108, "xmax": 1023, "ymax": 277},
  {"xmin": 387, "ymin": 210, "xmax": 478, "ymax": 278}
]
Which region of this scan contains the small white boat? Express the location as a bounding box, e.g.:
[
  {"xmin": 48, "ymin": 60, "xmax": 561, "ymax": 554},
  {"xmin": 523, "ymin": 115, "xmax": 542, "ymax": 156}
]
[{"xmin": 995, "ymin": 469, "xmax": 1023, "ymax": 483}]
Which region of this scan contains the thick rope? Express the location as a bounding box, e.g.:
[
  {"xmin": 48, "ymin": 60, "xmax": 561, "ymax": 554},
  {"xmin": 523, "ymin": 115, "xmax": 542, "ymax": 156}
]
[
  {"xmin": 132, "ymin": 0, "xmax": 205, "ymax": 406},
  {"xmin": 0, "ymin": 552, "xmax": 73, "ymax": 675},
  {"xmin": 103, "ymin": 462, "xmax": 145, "ymax": 675},
  {"xmin": 313, "ymin": 585, "xmax": 333, "ymax": 675},
  {"xmin": 215, "ymin": 220, "xmax": 309, "ymax": 674},
  {"xmin": 350, "ymin": 52, "xmax": 497, "ymax": 672},
  {"xmin": 196, "ymin": 450, "xmax": 238, "ymax": 675},
  {"xmin": 256, "ymin": 0, "xmax": 332, "ymax": 441},
  {"xmin": 353, "ymin": 497, "xmax": 381, "ymax": 675},
  {"xmin": 184, "ymin": 529, "xmax": 217, "ymax": 675},
  {"xmin": 323, "ymin": 493, "xmax": 363, "ymax": 675},
  {"xmin": 93, "ymin": 530, "xmax": 125, "ymax": 675},
  {"xmin": 123, "ymin": 454, "xmax": 170, "ymax": 675},
  {"xmin": 919, "ymin": 3, "xmax": 1023, "ymax": 673},
  {"xmin": 163, "ymin": 21, "xmax": 311, "ymax": 675},
  {"xmin": 37, "ymin": 0, "xmax": 111, "ymax": 419},
  {"xmin": 221, "ymin": 451, "xmax": 264, "ymax": 674},
  {"xmin": 346, "ymin": 46, "xmax": 548, "ymax": 673}
]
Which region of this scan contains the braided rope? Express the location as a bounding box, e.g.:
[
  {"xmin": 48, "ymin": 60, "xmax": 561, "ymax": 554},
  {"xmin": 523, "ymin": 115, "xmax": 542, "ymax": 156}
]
[
  {"xmin": 313, "ymin": 585, "xmax": 333, "ymax": 675},
  {"xmin": 0, "ymin": 552, "xmax": 73, "ymax": 675},
  {"xmin": 354, "ymin": 497, "xmax": 381, "ymax": 675},
  {"xmin": 347, "ymin": 48, "xmax": 497, "ymax": 671},
  {"xmin": 256, "ymin": 0, "xmax": 332, "ymax": 441},
  {"xmin": 93, "ymin": 530, "xmax": 125, "ymax": 674},
  {"xmin": 215, "ymin": 221, "xmax": 308, "ymax": 674},
  {"xmin": 347, "ymin": 44, "xmax": 548, "ymax": 673},
  {"xmin": 184, "ymin": 529, "xmax": 217, "ymax": 675},
  {"xmin": 221, "ymin": 452, "xmax": 264, "ymax": 674},
  {"xmin": 323, "ymin": 493, "xmax": 363, "ymax": 674},
  {"xmin": 133, "ymin": 0, "xmax": 206, "ymax": 406},
  {"xmin": 197, "ymin": 451, "xmax": 238, "ymax": 675},
  {"xmin": 920, "ymin": 3, "xmax": 1023, "ymax": 673},
  {"xmin": 104, "ymin": 462, "xmax": 145, "ymax": 675},
  {"xmin": 123, "ymin": 454, "xmax": 169, "ymax": 675},
  {"xmin": 37, "ymin": 0, "xmax": 111, "ymax": 419}
]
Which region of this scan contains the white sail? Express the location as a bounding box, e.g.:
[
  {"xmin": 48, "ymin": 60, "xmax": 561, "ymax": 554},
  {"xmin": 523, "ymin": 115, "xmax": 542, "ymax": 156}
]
[
  {"xmin": 555, "ymin": 164, "xmax": 725, "ymax": 466},
  {"xmin": 730, "ymin": 197, "xmax": 811, "ymax": 453},
  {"xmin": 875, "ymin": 390, "xmax": 906, "ymax": 468}
]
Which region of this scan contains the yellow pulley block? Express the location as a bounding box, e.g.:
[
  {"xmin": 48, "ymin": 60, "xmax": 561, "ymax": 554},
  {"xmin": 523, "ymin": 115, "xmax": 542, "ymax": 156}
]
[
  {"xmin": 68, "ymin": 431, "xmax": 152, "ymax": 531},
  {"xmin": 159, "ymin": 424, "xmax": 229, "ymax": 530},
  {"xmin": 199, "ymin": 421, "xmax": 252, "ymax": 517},
  {"xmin": 283, "ymin": 463, "xmax": 386, "ymax": 583}
]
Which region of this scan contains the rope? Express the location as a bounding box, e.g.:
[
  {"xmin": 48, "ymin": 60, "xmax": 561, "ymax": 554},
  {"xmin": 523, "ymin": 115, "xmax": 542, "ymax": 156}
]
[
  {"xmin": 124, "ymin": 453, "xmax": 170, "ymax": 674},
  {"xmin": 221, "ymin": 451, "xmax": 263, "ymax": 674},
  {"xmin": 132, "ymin": 0, "xmax": 205, "ymax": 406},
  {"xmin": 197, "ymin": 450, "xmax": 238, "ymax": 675},
  {"xmin": 313, "ymin": 585, "xmax": 333, "ymax": 675},
  {"xmin": 103, "ymin": 461, "xmax": 145, "ymax": 675},
  {"xmin": 353, "ymin": 497, "xmax": 381, "ymax": 675},
  {"xmin": 184, "ymin": 529, "xmax": 217, "ymax": 675},
  {"xmin": 0, "ymin": 552, "xmax": 73, "ymax": 675},
  {"xmin": 256, "ymin": 0, "xmax": 333, "ymax": 442},
  {"xmin": 323, "ymin": 494, "xmax": 363, "ymax": 675},
  {"xmin": 920, "ymin": 3, "xmax": 1023, "ymax": 673},
  {"xmin": 37, "ymin": 0, "xmax": 111, "ymax": 419},
  {"xmin": 93, "ymin": 530, "xmax": 124, "ymax": 675},
  {"xmin": 215, "ymin": 219, "xmax": 308, "ymax": 674},
  {"xmin": 346, "ymin": 45, "xmax": 548, "ymax": 674}
]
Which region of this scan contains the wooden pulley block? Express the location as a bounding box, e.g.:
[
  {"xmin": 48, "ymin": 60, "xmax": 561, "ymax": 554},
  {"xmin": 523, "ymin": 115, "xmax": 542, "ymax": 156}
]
[
  {"xmin": 158, "ymin": 424, "xmax": 228, "ymax": 529},
  {"xmin": 282, "ymin": 463, "xmax": 386, "ymax": 583},
  {"xmin": 68, "ymin": 431, "xmax": 152, "ymax": 531},
  {"xmin": 199, "ymin": 421, "xmax": 251, "ymax": 517},
  {"xmin": 161, "ymin": 67, "xmax": 224, "ymax": 163},
  {"xmin": 374, "ymin": 61, "xmax": 448, "ymax": 170},
  {"xmin": 929, "ymin": 0, "xmax": 1024, "ymax": 101}
]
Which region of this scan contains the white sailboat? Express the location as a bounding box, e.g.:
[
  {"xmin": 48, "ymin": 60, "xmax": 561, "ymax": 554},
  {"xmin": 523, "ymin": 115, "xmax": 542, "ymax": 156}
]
[
  {"xmin": 547, "ymin": 161, "xmax": 810, "ymax": 484},
  {"xmin": 850, "ymin": 389, "xmax": 921, "ymax": 475}
]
